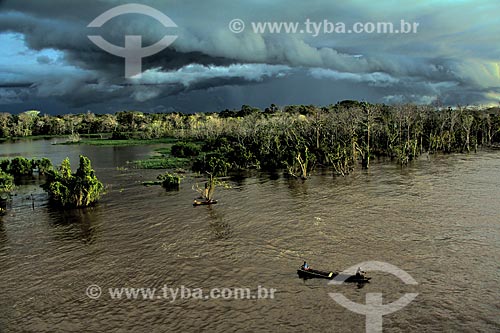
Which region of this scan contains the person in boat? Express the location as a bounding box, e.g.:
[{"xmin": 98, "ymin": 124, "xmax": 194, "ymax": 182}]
[
  {"xmin": 355, "ymin": 267, "xmax": 364, "ymax": 277},
  {"xmin": 302, "ymin": 261, "xmax": 310, "ymax": 270}
]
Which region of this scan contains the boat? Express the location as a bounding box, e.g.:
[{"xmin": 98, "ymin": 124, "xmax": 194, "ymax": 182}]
[
  {"xmin": 193, "ymin": 199, "xmax": 218, "ymax": 206},
  {"xmin": 297, "ymin": 268, "xmax": 336, "ymax": 280},
  {"xmin": 297, "ymin": 267, "xmax": 371, "ymax": 283}
]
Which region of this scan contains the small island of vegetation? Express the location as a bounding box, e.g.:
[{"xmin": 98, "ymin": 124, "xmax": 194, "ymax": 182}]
[{"xmin": 0, "ymin": 155, "xmax": 104, "ymax": 214}]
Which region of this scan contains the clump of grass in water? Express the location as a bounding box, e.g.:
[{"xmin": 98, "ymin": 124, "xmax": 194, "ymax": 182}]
[
  {"xmin": 67, "ymin": 133, "xmax": 81, "ymax": 143},
  {"xmin": 132, "ymin": 143, "xmax": 194, "ymax": 169},
  {"xmin": 59, "ymin": 137, "xmax": 178, "ymax": 146},
  {"xmin": 142, "ymin": 172, "xmax": 182, "ymax": 189},
  {"xmin": 131, "ymin": 157, "xmax": 190, "ymax": 169},
  {"xmin": 154, "ymin": 147, "xmax": 172, "ymax": 155},
  {"xmin": 158, "ymin": 172, "xmax": 182, "ymax": 189}
]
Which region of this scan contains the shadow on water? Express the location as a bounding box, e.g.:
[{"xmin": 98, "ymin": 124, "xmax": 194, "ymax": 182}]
[
  {"xmin": 286, "ymin": 177, "xmax": 308, "ymax": 197},
  {"xmin": 229, "ymin": 171, "xmax": 248, "ymax": 189},
  {"xmin": 256, "ymin": 170, "xmax": 281, "ymax": 184},
  {"xmin": 0, "ymin": 197, "xmax": 11, "ymax": 213},
  {"xmin": 298, "ymin": 274, "xmax": 369, "ymax": 289},
  {"xmin": 206, "ymin": 206, "xmax": 232, "ymax": 240},
  {"xmin": 0, "ymin": 219, "xmax": 6, "ymax": 246},
  {"xmin": 158, "ymin": 187, "xmax": 181, "ymax": 198},
  {"xmin": 47, "ymin": 206, "xmax": 100, "ymax": 244}
]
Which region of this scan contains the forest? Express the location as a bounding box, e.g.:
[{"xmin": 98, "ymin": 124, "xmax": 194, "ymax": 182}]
[{"xmin": 4, "ymin": 101, "xmax": 500, "ymax": 174}]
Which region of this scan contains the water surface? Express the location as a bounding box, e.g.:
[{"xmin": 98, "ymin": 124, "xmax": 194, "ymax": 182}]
[{"xmin": 0, "ymin": 140, "xmax": 499, "ymax": 332}]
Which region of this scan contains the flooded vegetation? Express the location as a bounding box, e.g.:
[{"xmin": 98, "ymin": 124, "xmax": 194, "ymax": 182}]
[
  {"xmin": 3, "ymin": 102, "xmax": 500, "ymax": 178},
  {"xmin": 1, "ymin": 104, "xmax": 499, "ymax": 332}
]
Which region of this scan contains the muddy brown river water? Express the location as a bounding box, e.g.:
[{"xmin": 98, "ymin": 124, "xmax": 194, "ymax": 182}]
[{"xmin": 0, "ymin": 139, "xmax": 499, "ymax": 332}]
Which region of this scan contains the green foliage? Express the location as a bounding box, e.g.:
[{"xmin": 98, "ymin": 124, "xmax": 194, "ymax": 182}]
[
  {"xmin": 157, "ymin": 172, "xmax": 182, "ymax": 189},
  {"xmin": 0, "ymin": 159, "xmax": 10, "ymax": 173},
  {"xmin": 171, "ymin": 142, "xmax": 201, "ymax": 157},
  {"xmin": 31, "ymin": 158, "xmax": 53, "ymax": 174},
  {"xmin": 327, "ymin": 144, "xmax": 355, "ymax": 176},
  {"xmin": 2, "ymin": 103, "xmax": 499, "ymax": 178},
  {"xmin": 60, "ymin": 137, "xmax": 177, "ymax": 146},
  {"xmin": 192, "ymin": 152, "xmax": 231, "ymax": 176},
  {"xmin": 0, "ymin": 157, "xmax": 52, "ymax": 177},
  {"xmin": 9, "ymin": 157, "xmax": 32, "ymax": 176},
  {"xmin": 131, "ymin": 157, "xmax": 189, "ymax": 169},
  {"xmin": 285, "ymin": 147, "xmax": 316, "ymax": 179},
  {"xmin": 0, "ymin": 171, "xmax": 14, "ymax": 196},
  {"xmin": 111, "ymin": 130, "xmax": 132, "ymax": 140},
  {"xmin": 42, "ymin": 155, "xmax": 104, "ymax": 208},
  {"xmin": 141, "ymin": 180, "xmax": 162, "ymax": 186},
  {"xmin": 192, "ymin": 172, "xmax": 231, "ymax": 202}
]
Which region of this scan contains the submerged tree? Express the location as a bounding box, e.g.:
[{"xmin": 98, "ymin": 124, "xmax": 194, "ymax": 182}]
[
  {"xmin": 286, "ymin": 147, "xmax": 316, "ymax": 179},
  {"xmin": 43, "ymin": 155, "xmax": 104, "ymax": 208},
  {"xmin": 31, "ymin": 158, "xmax": 53, "ymax": 175},
  {"xmin": 0, "ymin": 171, "xmax": 14, "ymax": 215},
  {"xmin": 193, "ymin": 172, "xmax": 217, "ymax": 202},
  {"xmin": 192, "ymin": 155, "xmax": 231, "ymax": 203},
  {"xmin": 8, "ymin": 157, "xmax": 33, "ymax": 177},
  {"xmin": 0, "ymin": 171, "xmax": 14, "ymax": 194}
]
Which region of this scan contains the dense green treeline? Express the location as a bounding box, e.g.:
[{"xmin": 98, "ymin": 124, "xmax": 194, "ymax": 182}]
[
  {"xmin": 2, "ymin": 102, "xmax": 500, "ymax": 178},
  {"xmin": 2, "ymin": 102, "xmax": 500, "ymax": 142}
]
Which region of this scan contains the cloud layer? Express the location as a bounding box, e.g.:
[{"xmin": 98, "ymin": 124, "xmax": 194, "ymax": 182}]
[{"xmin": 0, "ymin": 0, "xmax": 499, "ymax": 113}]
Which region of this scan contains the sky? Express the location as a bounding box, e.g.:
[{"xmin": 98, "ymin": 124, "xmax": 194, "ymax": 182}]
[{"xmin": 0, "ymin": 0, "xmax": 499, "ymax": 114}]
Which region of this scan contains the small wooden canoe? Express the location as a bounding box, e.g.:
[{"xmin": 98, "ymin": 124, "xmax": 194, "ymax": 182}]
[
  {"xmin": 193, "ymin": 199, "xmax": 218, "ymax": 206},
  {"xmin": 297, "ymin": 267, "xmax": 371, "ymax": 283},
  {"xmin": 297, "ymin": 268, "xmax": 336, "ymax": 279}
]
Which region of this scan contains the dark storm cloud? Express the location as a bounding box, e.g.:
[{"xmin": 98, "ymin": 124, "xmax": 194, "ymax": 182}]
[{"xmin": 0, "ymin": 0, "xmax": 499, "ymax": 113}]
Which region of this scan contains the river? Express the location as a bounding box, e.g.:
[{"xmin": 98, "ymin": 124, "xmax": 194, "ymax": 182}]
[{"xmin": 0, "ymin": 139, "xmax": 499, "ymax": 332}]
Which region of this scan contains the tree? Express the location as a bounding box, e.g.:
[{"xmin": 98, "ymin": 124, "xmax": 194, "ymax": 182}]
[
  {"xmin": 0, "ymin": 113, "xmax": 10, "ymax": 138},
  {"xmin": 32, "ymin": 158, "xmax": 53, "ymax": 174},
  {"xmin": 0, "ymin": 171, "xmax": 14, "ymax": 197},
  {"xmin": 9, "ymin": 157, "xmax": 32, "ymax": 176},
  {"xmin": 0, "ymin": 171, "xmax": 14, "ymax": 215},
  {"xmin": 43, "ymin": 156, "xmax": 104, "ymax": 208}
]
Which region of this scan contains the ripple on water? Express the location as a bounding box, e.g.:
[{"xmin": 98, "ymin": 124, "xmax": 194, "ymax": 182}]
[{"xmin": 0, "ymin": 144, "xmax": 499, "ymax": 332}]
